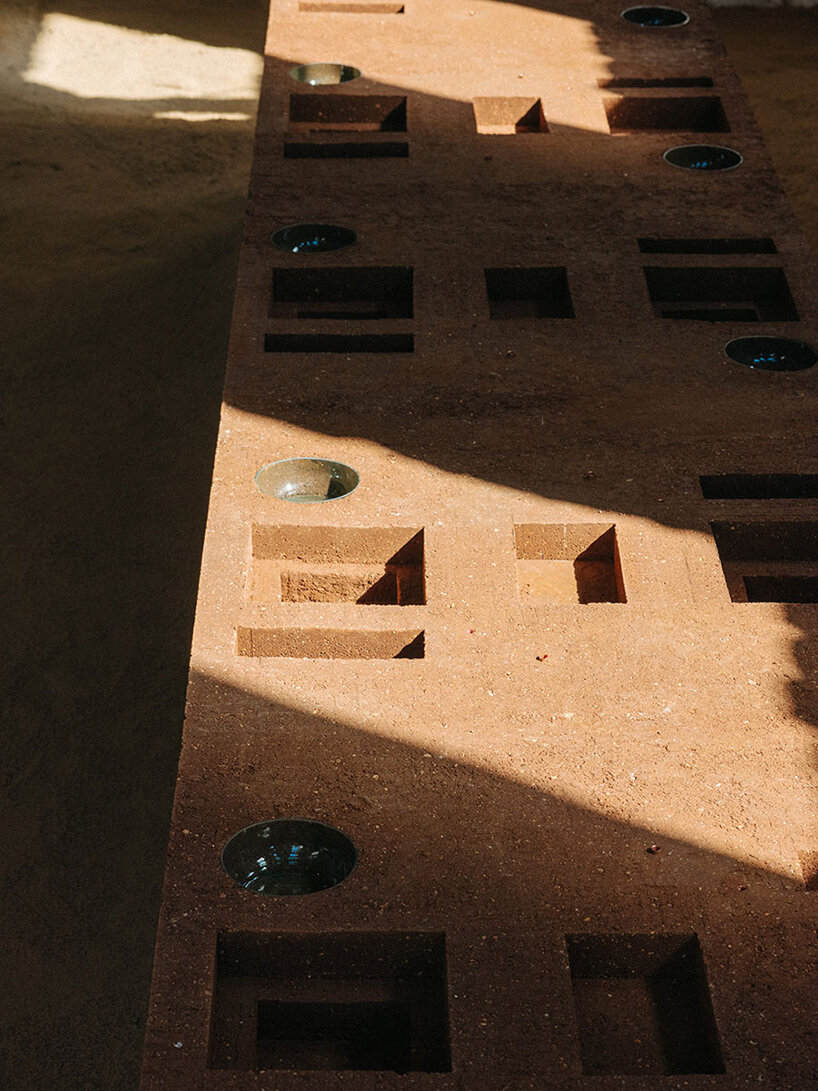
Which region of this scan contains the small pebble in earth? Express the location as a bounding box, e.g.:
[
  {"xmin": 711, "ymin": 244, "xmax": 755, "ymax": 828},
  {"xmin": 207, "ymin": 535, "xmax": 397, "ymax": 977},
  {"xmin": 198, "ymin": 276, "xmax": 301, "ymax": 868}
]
[
  {"xmin": 647, "ymin": 844, "xmax": 662, "ymax": 854},
  {"xmin": 536, "ymin": 654, "xmax": 548, "ymax": 661},
  {"xmin": 583, "ymin": 470, "xmax": 596, "ymax": 479}
]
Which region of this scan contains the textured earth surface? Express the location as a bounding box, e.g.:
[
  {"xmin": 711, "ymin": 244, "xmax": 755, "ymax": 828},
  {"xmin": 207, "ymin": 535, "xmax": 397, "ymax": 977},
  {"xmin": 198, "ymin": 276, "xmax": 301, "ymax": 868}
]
[{"xmin": 1, "ymin": 2, "xmax": 816, "ymax": 1088}]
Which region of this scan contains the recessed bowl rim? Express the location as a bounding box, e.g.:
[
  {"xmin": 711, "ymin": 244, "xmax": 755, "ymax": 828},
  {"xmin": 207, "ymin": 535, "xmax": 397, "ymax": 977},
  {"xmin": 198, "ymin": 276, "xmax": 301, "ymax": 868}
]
[
  {"xmin": 269, "ymin": 222, "xmax": 359, "ymax": 253},
  {"xmin": 289, "ymin": 61, "xmax": 363, "ymax": 84},
  {"xmin": 662, "ymin": 143, "xmax": 743, "ymax": 171},
  {"xmin": 254, "ymin": 456, "xmax": 361, "ymax": 501},
  {"xmin": 620, "ymin": 5, "xmax": 691, "ymax": 26},
  {"xmin": 724, "ymin": 335, "xmax": 818, "ymax": 371}
]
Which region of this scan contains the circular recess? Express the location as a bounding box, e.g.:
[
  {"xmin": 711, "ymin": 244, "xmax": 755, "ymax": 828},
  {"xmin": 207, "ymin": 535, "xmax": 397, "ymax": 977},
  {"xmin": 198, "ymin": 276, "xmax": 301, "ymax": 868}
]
[
  {"xmin": 621, "ymin": 5, "xmax": 689, "ymax": 26},
  {"xmin": 290, "ymin": 62, "xmax": 361, "ymax": 85},
  {"xmin": 271, "ymin": 223, "xmax": 358, "ymax": 254},
  {"xmin": 222, "ymin": 819, "xmax": 358, "ymax": 895},
  {"xmin": 663, "ymin": 144, "xmax": 743, "ymax": 172},
  {"xmin": 255, "ymin": 457, "xmax": 360, "ymax": 502},
  {"xmin": 725, "ymin": 336, "xmax": 817, "ymax": 372}
]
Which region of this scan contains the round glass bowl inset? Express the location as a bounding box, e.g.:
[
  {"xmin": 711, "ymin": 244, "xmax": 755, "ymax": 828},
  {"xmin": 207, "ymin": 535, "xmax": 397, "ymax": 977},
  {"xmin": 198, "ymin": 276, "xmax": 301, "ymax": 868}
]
[
  {"xmin": 255, "ymin": 457, "xmax": 360, "ymax": 502},
  {"xmin": 290, "ymin": 62, "xmax": 361, "ymax": 85},
  {"xmin": 221, "ymin": 819, "xmax": 358, "ymax": 895},
  {"xmin": 663, "ymin": 144, "xmax": 743, "ymax": 172},
  {"xmin": 621, "ymin": 6, "xmax": 689, "ymax": 26},
  {"xmin": 725, "ymin": 336, "xmax": 817, "ymax": 372},
  {"xmin": 271, "ymin": 223, "xmax": 358, "ymax": 254}
]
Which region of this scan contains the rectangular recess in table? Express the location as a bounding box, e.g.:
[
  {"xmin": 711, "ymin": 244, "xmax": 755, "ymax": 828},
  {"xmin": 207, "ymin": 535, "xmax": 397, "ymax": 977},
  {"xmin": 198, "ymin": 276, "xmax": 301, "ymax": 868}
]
[
  {"xmin": 209, "ymin": 931, "xmax": 451, "ymax": 1072},
  {"xmin": 289, "ymin": 94, "xmax": 407, "ymax": 132},
  {"xmin": 271, "ymin": 267, "xmax": 413, "ymax": 320},
  {"xmin": 249, "ymin": 525, "xmax": 425, "ymax": 605},
  {"xmin": 711, "ymin": 520, "xmax": 818, "ymax": 601},
  {"xmin": 644, "ymin": 266, "xmax": 799, "ymax": 321}
]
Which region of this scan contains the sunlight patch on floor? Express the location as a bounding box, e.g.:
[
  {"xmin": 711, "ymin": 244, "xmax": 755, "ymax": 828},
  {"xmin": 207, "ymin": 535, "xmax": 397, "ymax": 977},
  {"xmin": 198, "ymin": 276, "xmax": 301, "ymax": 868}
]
[{"xmin": 23, "ymin": 13, "xmax": 262, "ymax": 113}]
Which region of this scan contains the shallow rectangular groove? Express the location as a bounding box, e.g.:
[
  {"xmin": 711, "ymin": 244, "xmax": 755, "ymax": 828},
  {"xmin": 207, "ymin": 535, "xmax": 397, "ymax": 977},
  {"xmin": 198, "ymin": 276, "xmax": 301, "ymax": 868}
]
[
  {"xmin": 264, "ymin": 333, "xmax": 414, "ymax": 353},
  {"xmin": 605, "ymin": 95, "xmax": 729, "ymax": 132},
  {"xmin": 658, "ymin": 305, "xmax": 759, "ymax": 321},
  {"xmin": 485, "ymin": 267, "xmax": 574, "ymax": 318},
  {"xmin": 700, "ymin": 474, "xmax": 818, "ymax": 499},
  {"xmin": 271, "ymin": 267, "xmax": 413, "ymax": 320},
  {"xmin": 644, "ymin": 266, "xmax": 799, "ymax": 322},
  {"xmin": 210, "ymin": 932, "xmax": 450, "ymax": 1072},
  {"xmin": 600, "ymin": 77, "xmax": 714, "ymax": 89},
  {"xmin": 290, "ymin": 94, "xmax": 406, "ymax": 132},
  {"xmin": 236, "ymin": 627, "xmax": 425, "ymax": 658},
  {"xmin": 284, "ymin": 141, "xmax": 408, "ymax": 158},
  {"xmin": 639, "ymin": 237, "xmax": 777, "ymax": 254},
  {"xmin": 566, "ymin": 934, "xmax": 724, "ymax": 1077},
  {"xmin": 299, "ymin": 0, "xmax": 404, "ymax": 10}
]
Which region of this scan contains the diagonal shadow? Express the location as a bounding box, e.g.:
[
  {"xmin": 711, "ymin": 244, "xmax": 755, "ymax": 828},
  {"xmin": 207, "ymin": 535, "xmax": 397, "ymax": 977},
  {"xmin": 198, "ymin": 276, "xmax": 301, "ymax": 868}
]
[
  {"xmin": 1, "ymin": 2, "xmax": 816, "ymax": 1089},
  {"xmin": 143, "ymin": 669, "xmax": 816, "ymax": 1088}
]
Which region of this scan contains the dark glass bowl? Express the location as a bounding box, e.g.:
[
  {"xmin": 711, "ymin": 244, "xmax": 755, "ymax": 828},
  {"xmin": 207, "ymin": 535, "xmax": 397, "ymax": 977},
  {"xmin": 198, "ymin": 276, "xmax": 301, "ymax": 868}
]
[
  {"xmin": 725, "ymin": 336, "xmax": 817, "ymax": 372},
  {"xmin": 663, "ymin": 144, "xmax": 742, "ymax": 172},
  {"xmin": 270, "ymin": 223, "xmax": 358, "ymax": 254},
  {"xmin": 221, "ymin": 819, "xmax": 358, "ymax": 895},
  {"xmin": 621, "ymin": 6, "xmax": 689, "ymax": 27}
]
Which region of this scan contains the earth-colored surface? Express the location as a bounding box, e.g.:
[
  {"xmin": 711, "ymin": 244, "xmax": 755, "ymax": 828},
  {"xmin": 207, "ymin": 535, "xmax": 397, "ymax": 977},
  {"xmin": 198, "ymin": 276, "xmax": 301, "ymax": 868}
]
[
  {"xmin": 1, "ymin": 2, "xmax": 816, "ymax": 1089},
  {"xmin": 145, "ymin": 0, "xmax": 818, "ymax": 1087},
  {"xmin": 712, "ymin": 8, "xmax": 818, "ymax": 246}
]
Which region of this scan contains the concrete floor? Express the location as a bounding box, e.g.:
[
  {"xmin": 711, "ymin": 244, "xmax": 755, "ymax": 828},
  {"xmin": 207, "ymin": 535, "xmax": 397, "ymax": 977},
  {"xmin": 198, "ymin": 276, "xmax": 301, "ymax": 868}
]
[{"xmin": 1, "ymin": 3, "xmax": 815, "ymax": 1088}]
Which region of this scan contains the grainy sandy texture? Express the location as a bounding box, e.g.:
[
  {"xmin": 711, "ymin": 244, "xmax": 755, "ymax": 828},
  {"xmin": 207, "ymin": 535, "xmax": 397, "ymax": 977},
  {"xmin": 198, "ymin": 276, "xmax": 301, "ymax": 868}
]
[
  {"xmin": 713, "ymin": 8, "xmax": 818, "ymax": 247},
  {"xmin": 1, "ymin": 2, "xmax": 816, "ymax": 1089},
  {"xmin": 143, "ymin": 0, "xmax": 818, "ymax": 1087}
]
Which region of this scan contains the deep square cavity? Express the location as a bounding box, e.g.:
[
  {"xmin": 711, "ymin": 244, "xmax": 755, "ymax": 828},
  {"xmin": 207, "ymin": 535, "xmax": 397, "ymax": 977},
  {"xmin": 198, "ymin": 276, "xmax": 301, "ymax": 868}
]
[
  {"xmin": 514, "ymin": 523, "xmax": 625, "ymax": 603},
  {"xmin": 566, "ymin": 934, "xmax": 724, "ymax": 1076},
  {"xmin": 485, "ymin": 267, "xmax": 574, "ymax": 319}
]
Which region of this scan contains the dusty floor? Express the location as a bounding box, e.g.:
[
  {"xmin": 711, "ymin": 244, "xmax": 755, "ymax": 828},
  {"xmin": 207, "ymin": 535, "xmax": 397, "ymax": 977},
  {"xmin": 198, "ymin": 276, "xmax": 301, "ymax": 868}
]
[{"xmin": 1, "ymin": 2, "xmax": 816, "ymax": 1089}]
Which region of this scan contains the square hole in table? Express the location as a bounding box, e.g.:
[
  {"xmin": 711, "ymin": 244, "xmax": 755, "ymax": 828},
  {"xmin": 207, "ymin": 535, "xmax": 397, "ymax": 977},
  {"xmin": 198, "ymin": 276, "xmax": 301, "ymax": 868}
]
[
  {"xmin": 485, "ymin": 267, "xmax": 574, "ymax": 319},
  {"xmin": 514, "ymin": 523, "xmax": 625, "ymax": 603},
  {"xmin": 566, "ymin": 934, "xmax": 724, "ymax": 1076}
]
